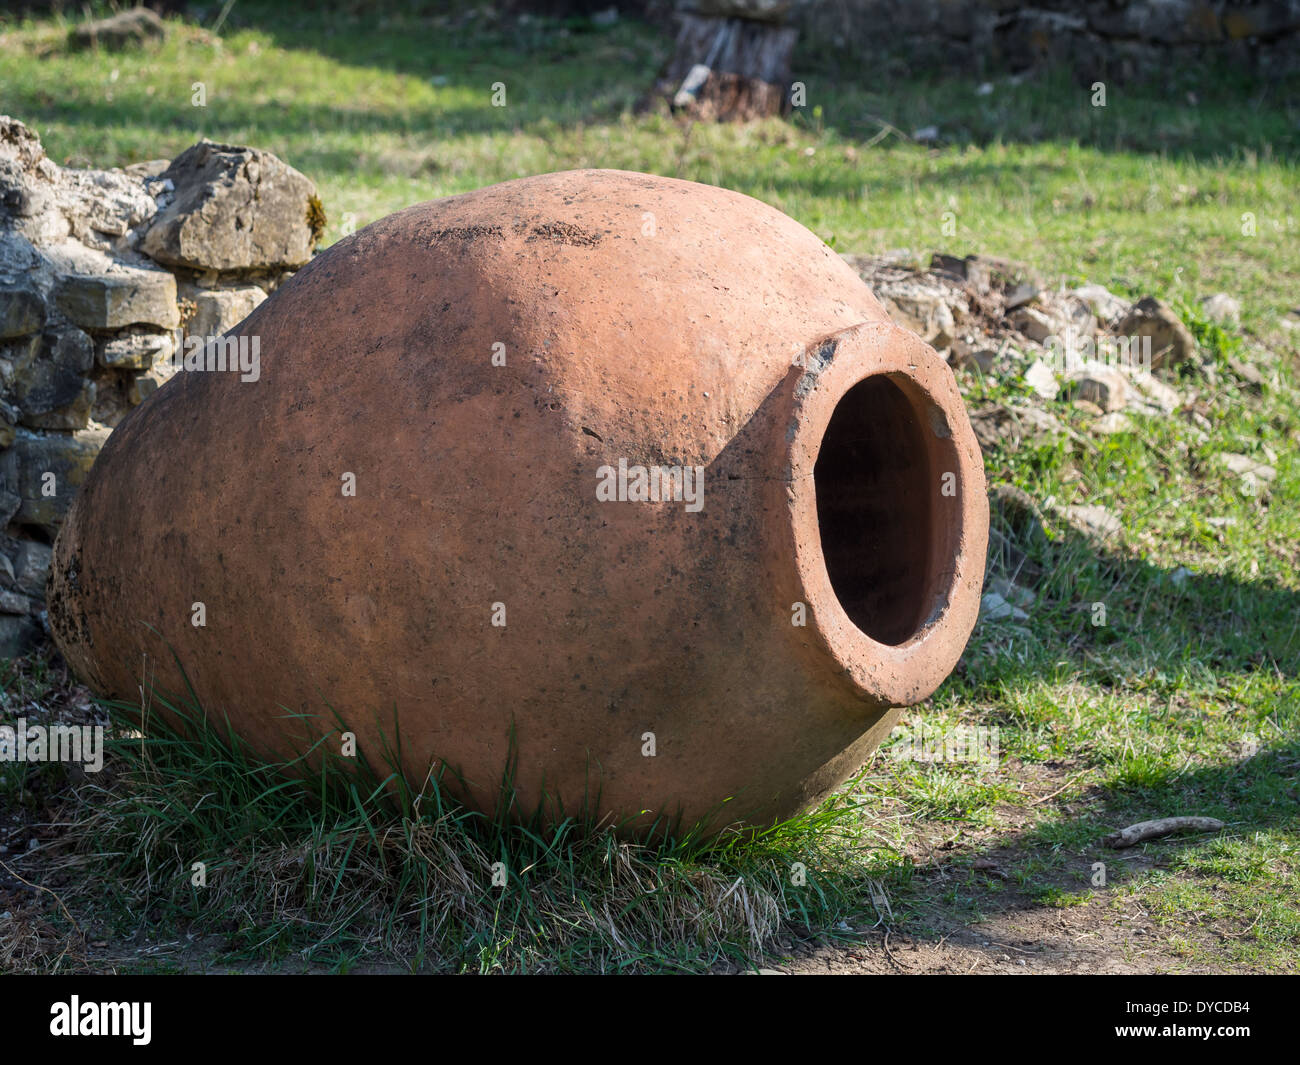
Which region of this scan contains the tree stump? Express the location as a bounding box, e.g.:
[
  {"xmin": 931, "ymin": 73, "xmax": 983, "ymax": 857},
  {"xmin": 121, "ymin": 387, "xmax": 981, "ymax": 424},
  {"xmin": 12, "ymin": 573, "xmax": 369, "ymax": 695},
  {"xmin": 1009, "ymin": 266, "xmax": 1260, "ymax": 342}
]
[{"xmin": 653, "ymin": 8, "xmax": 798, "ymax": 121}]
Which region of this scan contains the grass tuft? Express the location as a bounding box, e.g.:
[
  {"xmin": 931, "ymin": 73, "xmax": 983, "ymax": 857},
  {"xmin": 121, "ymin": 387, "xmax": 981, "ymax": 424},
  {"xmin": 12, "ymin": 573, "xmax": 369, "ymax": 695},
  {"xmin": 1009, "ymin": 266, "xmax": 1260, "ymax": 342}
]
[{"xmin": 42, "ymin": 681, "xmax": 894, "ymax": 973}]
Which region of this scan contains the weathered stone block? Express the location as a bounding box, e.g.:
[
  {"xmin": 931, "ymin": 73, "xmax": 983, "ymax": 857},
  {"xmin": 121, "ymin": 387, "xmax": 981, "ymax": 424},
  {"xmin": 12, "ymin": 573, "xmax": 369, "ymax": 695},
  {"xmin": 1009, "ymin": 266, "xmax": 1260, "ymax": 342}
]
[
  {"xmin": 5, "ymin": 537, "xmax": 52, "ymax": 598},
  {"xmin": 0, "ymin": 488, "xmax": 19, "ymax": 527},
  {"xmin": 13, "ymin": 327, "xmax": 95, "ymax": 422},
  {"xmin": 142, "ymin": 141, "xmax": 320, "ymax": 272},
  {"xmin": 95, "ymin": 328, "xmax": 173, "ymax": 369},
  {"xmin": 0, "ymin": 587, "xmax": 35, "ymax": 615},
  {"xmin": 0, "ymin": 426, "xmax": 110, "ymax": 539},
  {"xmin": 0, "ymin": 612, "xmax": 43, "ymax": 658},
  {"xmin": 89, "ymin": 368, "xmax": 132, "ymax": 427},
  {"xmin": 0, "ymin": 334, "xmax": 41, "ymax": 392},
  {"xmin": 54, "ymin": 266, "xmax": 179, "ymax": 331},
  {"xmin": 180, "ymin": 282, "xmax": 267, "ymax": 338},
  {"xmin": 0, "ymin": 283, "xmax": 45, "ymax": 338},
  {"xmin": 126, "ymin": 371, "xmax": 159, "ymax": 406},
  {"xmin": 22, "ymin": 379, "xmax": 96, "ymax": 430}
]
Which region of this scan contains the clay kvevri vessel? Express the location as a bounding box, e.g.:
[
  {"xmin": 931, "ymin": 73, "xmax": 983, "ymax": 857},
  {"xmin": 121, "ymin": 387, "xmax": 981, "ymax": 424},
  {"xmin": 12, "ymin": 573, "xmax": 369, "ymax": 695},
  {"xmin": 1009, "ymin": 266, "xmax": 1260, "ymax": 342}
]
[{"xmin": 49, "ymin": 170, "xmax": 987, "ymax": 832}]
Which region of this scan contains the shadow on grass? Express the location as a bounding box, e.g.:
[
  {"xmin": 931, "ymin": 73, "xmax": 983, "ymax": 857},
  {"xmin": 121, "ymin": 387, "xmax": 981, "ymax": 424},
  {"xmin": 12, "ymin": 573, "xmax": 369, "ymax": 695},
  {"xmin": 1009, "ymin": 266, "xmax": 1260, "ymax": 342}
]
[
  {"xmin": 853, "ymin": 738, "xmax": 1300, "ymax": 969},
  {"xmin": 971, "ymin": 483, "xmax": 1300, "ymax": 686},
  {"xmin": 811, "ymin": 484, "xmax": 1300, "ymax": 967}
]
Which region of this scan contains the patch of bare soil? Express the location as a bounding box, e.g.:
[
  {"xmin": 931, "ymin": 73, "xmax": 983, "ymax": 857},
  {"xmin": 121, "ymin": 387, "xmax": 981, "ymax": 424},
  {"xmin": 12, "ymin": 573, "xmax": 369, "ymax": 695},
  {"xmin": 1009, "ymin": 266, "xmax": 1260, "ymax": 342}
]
[{"xmin": 745, "ymin": 901, "xmax": 1251, "ymax": 975}]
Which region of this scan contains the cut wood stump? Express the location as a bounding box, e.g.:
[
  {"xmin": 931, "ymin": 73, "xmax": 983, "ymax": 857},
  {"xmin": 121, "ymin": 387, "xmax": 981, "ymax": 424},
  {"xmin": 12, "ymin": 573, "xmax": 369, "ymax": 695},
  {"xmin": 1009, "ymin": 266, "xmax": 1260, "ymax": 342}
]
[{"xmin": 651, "ymin": 10, "xmax": 798, "ymax": 121}]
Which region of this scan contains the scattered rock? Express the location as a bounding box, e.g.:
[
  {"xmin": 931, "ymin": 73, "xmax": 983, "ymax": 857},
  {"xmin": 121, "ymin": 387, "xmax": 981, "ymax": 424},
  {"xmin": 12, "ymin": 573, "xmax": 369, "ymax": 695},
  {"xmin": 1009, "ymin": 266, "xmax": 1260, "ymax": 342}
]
[
  {"xmin": 1200, "ymin": 292, "xmax": 1241, "ymax": 325},
  {"xmin": 1124, "ymin": 369, "xmax": 1181, "ymax": 415},
  {"xmin": 1072, "ymin": 282, "xmax": 1128, "ymax": 323},
  {"xmin": 927, "ymin": 252, "xmax": 970, "ymax": 282},
  {"xmin": 1059, "ymin": 295, "xmax": 1097, "ymax": 339},
  {"xmin": 988, "ymin": 575, "xmax": 1035, "ymax": 609},
  {"xmin": 1091, "ymin": 411, "xmax": 1133, "ymax": 435},
  {"xmin": 886, "ymin": 290, "xmax": 955, "ymax": 347},
  {"xmin": 1225, "ymin": 354, "xmax": 1264, "ymax": 391},
  {"xmin": 954, "ymin": 347, "xmax": 997, "ymax": 375},
  {"xmin": 981, "ymin": 591, "xmax": 1029, "ymax": 621},
  {"xmin": 1023, "ymin": 358, "xmax": 1059, "ymax": 399},
  {"xmin": 1063, "ymin": 503, "xmax": 1122, "ymax": 541},
  {"xmin": 1010, "ymin": 305, "xmax": 1057, "ymax": 344},
  {"xmin": 1217, "ymin": 452, "xmax": 1276, "ymax": 483},
  {"xmin": 1004, "ymin": 281, "xmax": 1039, "ymax": 311},
  {"xmin": 1116, "ymin": 296, "xmax": 1197, "ymax": 369},
  {"xmin": 842, "ymin": 258, "xmax": 968, "ymax": 349},
  {"xmin": 930, "ymin": 252, "xmax": 1041, "ymax": 298},
  {"xmin": 1068, "ymin": 365, "xmax": 1128, "ymax": 412}
]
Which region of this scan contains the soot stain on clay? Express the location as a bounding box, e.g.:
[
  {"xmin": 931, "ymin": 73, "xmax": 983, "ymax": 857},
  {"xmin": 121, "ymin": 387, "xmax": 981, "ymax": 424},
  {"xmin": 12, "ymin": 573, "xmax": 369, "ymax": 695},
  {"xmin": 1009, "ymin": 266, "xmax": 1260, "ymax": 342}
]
[{"xmin": 421, "ymin": 220, "xmax": 602, "ymax": 248}]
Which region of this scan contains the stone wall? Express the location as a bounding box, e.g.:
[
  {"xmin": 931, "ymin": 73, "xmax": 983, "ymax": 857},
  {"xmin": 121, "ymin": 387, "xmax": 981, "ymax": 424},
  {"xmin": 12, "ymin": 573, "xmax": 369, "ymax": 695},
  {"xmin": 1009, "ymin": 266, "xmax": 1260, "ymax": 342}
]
[
  {"xmin": 783, "ymin": 0, "xmax": 1300, "ymax": 75},
  {"xmin": 0, "ymin": 117, "xmax": 322, "ymax": 656}
]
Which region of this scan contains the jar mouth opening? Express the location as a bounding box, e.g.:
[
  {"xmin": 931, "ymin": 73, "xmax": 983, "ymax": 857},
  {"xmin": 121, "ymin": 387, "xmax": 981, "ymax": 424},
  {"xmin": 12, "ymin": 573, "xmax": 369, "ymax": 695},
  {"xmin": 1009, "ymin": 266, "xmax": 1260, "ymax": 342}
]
[
  {"xmin": 813, "ymin": 372, "xmax": 960, "ymax": 647},
  {"xmin": 786, "ymin": 322, "xmax": 986, "ymax": 707}
]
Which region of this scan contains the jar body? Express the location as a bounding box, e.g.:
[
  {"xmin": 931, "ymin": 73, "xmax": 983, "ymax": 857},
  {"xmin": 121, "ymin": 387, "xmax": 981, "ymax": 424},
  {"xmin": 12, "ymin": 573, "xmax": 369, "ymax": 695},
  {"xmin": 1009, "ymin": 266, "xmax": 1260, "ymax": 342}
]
[{"xmin": 49, "ymin": 170, "xmax": 988, "ymax": 831}]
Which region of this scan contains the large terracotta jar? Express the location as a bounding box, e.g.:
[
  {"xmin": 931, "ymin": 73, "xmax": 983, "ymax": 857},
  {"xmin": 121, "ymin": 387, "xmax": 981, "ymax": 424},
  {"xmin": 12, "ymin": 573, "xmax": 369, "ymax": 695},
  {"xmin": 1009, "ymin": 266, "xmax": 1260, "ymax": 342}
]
[{"xmin": 49, "ymin": 170, "xmax": 987, "ymax": 832}]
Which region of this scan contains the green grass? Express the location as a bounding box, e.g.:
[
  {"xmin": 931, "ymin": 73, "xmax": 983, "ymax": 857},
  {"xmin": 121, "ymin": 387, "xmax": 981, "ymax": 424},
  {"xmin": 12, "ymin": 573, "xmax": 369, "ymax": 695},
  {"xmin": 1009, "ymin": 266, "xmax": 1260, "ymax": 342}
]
[
  {"xmin": 3, "ymin": 2, "xmax": 1297, "ymax": 327},
  {"xmin": 1, "ymin": 1, "xmax": 1298, "ymax": 973},
  {"xmin": 25, "ymin": 680, "xmax": 902, "ymax": 974}
]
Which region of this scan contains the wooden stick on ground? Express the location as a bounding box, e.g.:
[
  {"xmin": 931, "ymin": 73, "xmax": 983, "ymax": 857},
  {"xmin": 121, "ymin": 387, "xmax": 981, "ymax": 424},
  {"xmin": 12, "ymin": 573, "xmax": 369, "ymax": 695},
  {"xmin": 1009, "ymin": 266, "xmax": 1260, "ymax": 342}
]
[{"xmin": 1104, "ymin": 816, "xmax": 1225, "ymax": 849}]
